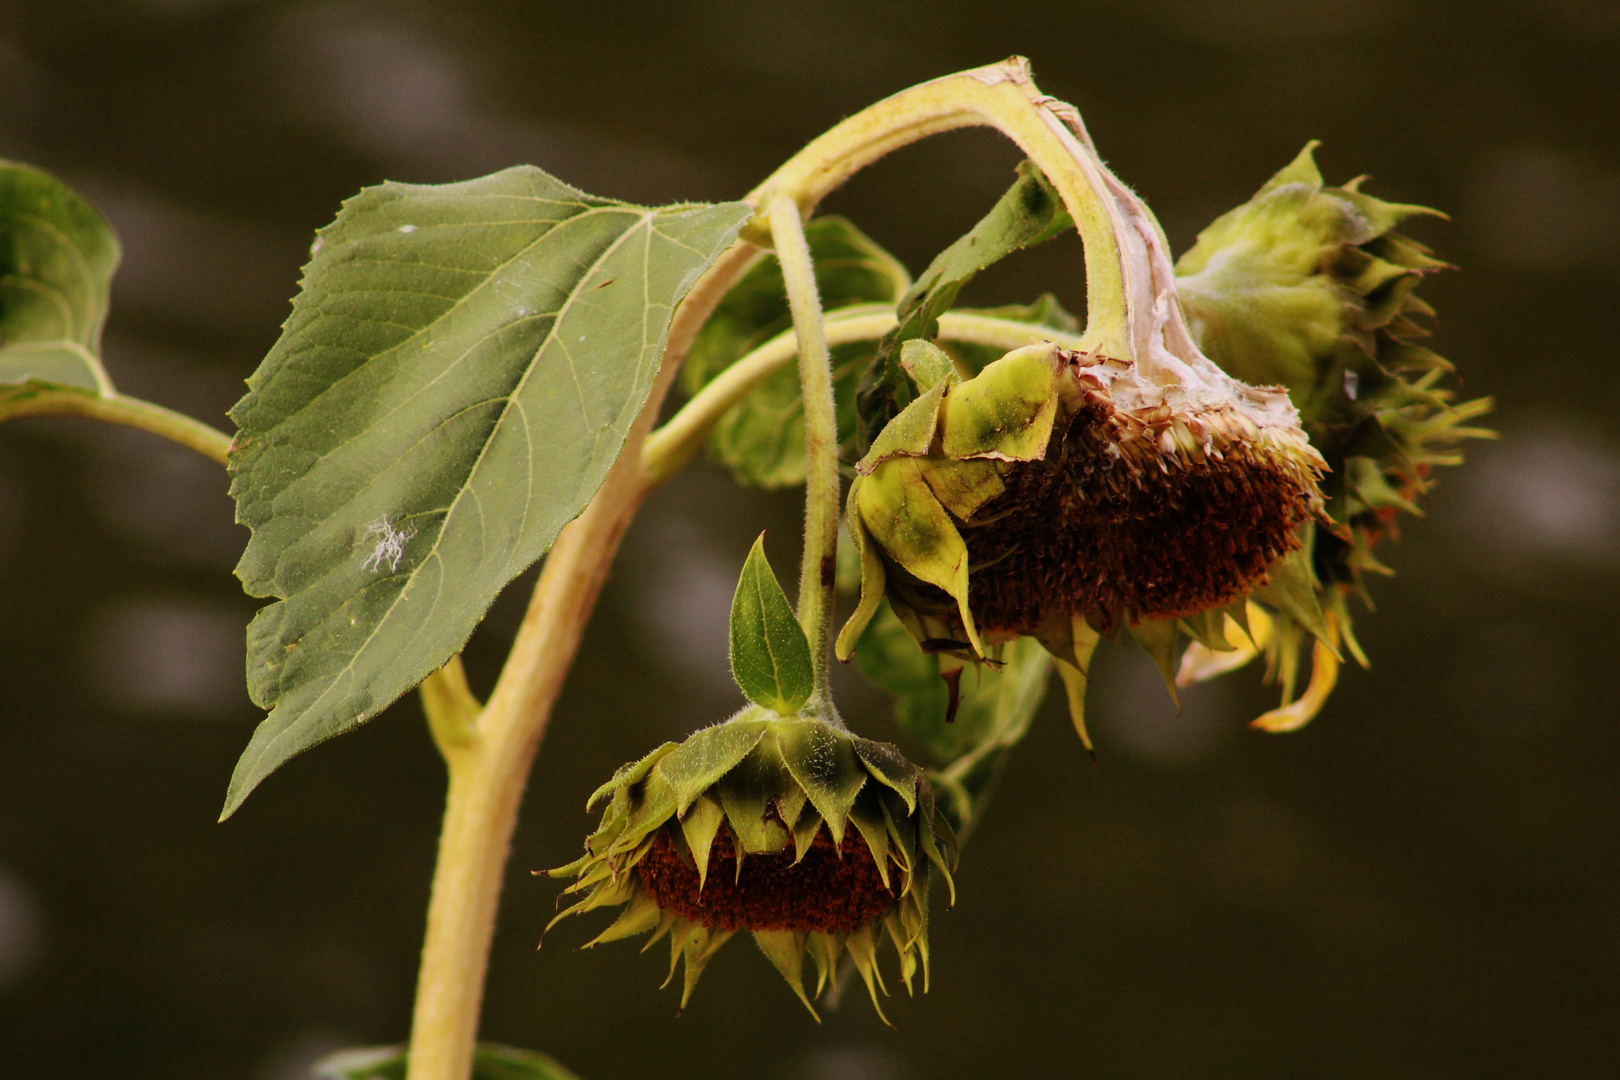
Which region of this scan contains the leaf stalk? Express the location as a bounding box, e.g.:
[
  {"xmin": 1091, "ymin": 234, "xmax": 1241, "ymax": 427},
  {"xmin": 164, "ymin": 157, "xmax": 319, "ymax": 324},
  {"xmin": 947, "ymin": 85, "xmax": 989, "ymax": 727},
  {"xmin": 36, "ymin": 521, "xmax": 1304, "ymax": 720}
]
[{"xmin": 2, "ymin": 387, "xmax": 231, "ymax": 464}]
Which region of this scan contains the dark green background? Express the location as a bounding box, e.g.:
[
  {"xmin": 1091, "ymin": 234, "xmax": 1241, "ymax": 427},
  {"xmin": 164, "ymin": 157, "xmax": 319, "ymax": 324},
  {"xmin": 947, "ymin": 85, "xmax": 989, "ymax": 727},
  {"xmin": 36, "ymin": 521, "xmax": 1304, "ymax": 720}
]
[{"xmin": 1, "ymin": 2, "xmax": 1616, "ymax": 1077}]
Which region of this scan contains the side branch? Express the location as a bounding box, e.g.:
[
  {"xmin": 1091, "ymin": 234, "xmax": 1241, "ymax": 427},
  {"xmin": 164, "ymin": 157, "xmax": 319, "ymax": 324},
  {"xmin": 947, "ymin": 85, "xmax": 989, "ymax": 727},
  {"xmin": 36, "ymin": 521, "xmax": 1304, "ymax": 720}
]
[{"xmin": 2, "ymin": 388, "xmax": 232, "ymax": 465}]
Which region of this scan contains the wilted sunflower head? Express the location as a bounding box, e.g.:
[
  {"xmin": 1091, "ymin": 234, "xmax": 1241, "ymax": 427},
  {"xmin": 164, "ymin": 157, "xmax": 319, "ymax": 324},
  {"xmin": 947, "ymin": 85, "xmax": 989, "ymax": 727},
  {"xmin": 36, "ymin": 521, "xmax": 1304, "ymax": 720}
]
[
  {"xmin": 836, "ymin": 337, "xmax": 1326, "ymax": 673},
  {"xmin": 545, "ymin": 705, "xmax": 955, "ymax": 1022}
]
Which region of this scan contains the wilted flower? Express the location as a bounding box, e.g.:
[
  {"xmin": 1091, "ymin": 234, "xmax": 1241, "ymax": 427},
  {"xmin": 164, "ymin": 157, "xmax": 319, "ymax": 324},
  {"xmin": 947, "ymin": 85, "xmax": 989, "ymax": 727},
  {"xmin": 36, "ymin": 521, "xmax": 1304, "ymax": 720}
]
[
  {"xmin": 1174, "ymin": 144, "xmax": 1492, "ymax": 729},
  {"xmin": 545, "ymin": 706, "xmax": 955, "ymax": 1022},
  {"xmin": 836, "ymin": 336, "xmax": 1326, "ymax": 713}
]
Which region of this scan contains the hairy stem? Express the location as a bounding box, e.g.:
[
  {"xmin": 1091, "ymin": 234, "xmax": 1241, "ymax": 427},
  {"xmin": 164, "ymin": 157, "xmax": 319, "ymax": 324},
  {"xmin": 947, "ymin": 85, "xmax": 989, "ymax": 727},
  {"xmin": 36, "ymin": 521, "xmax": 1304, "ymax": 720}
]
[
  {"xmin": 1, "ymin": 388, "xmax": 232, "ymax": 464},
  {"xmin": 768, "ymin": 191, "xmax": 840, "ymax": 700}
]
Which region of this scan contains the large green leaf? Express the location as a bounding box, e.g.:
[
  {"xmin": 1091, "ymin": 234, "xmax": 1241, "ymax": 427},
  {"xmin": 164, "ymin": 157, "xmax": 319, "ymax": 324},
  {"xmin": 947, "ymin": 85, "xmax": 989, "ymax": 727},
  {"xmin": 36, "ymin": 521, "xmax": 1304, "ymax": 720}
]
[
  {"xmin": 729, "ymin": 534, "xmax": 814, "ymax": 714},
  {"xmin": 317, "ymin": 1042, "xmax": 580, "ymax": 1080},
  {"xmin": 683, "ymin": 215, "xmax": 907, "ymax": 487},
  {"xmin": 855, "ymin": 160, "xmax": 1071, "ymax": 454},
  {"xmin": 0, "ymin": 159, "xmax": 118, "ymax": 418},
  {"xmin": 226, "ymin": 166, "xmax": 749, "ymax": 815}
]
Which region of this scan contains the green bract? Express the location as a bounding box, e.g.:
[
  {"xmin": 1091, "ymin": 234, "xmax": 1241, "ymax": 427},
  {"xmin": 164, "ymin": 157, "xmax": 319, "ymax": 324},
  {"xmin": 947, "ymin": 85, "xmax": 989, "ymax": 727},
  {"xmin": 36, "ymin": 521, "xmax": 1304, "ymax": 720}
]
[
  {"xmin": 546, "ymin": 707, "xmax": 956, "ymax": 1022},
  {"xmin": 1175, "ymin": 144, "xmax": 1493, "ymax": 731}
]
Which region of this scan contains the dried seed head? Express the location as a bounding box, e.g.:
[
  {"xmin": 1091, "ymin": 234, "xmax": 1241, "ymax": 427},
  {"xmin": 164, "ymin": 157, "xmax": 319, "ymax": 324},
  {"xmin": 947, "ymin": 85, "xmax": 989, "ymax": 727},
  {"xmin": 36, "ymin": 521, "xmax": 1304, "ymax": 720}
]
[
  {"xmin": 838, "ymin": 342, "xmax": 1325, "ymax": 669},
  {"xmin": 543, "ymin": 706, "xmax": 956, "ymax": 1022}
]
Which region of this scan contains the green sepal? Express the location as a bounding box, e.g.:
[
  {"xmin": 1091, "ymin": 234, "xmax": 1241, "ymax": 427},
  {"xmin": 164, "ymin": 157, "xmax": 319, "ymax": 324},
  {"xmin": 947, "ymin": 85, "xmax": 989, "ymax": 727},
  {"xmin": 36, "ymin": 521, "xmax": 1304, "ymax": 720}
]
[
  {"xmin": 834, "ymin": 482, "xmax": 888, "ymax": 661},
  {"xmin": 774, "ymin": 718, "xmax": 866, "ymax": 845},
  {"xmin": 853, "ymin": 739, "xmax": 920, "ymax": 815},
  {"xmin": 584, "ymin": 889, "xmax": 663, "ymax": 948},
  {"xmin": 939, "ymin": 342, "xmax": 1060, "ymax": 462},
  {"xmin": 846, "ymin": 790, "xmax": 894, "ymax": 892},
  {"xmin": 678, "ymin": 793, "xmax": 726, "ymax": 890},
  {"xmin": 715, "ymin": 745, "xmax": 791, "ymax": 855},
  {"xmin": 653, "ymin": 710, "xmax": 773, "ymax": 816},
  {"xmin": 805, "ymin": 931, "xmax": 844, "ymax": 999},
  {"xmin": 729, "ymin": 535, "xmax": 815, "ymax": 715},
  {"xmin": 857, "ymin": 375, "xmax": 948, "ymax": 473},
  {"xmin": 1127, "ymin": 618, "xmax": 1182, "ymax": 708},
  {"xmin": 844, "ymin": 924, "xmax": 892, "ymax": 1026},
  {"xmin": 898, "ymin": 339, "xmax": 958, "ymax": 391},
  {"xmin": 855, "ymin": 458, "xmax": 983, "ymax": 656},
  {"xmin": 752, "ymin": 930, "xmax": 818, "ymax": 1019},
  {"xmin": 586, "ymin": 742, "xmax": 678, "ymax": 810},
  {"xmin": 918, "ymin": 456, "xmax": 1005, "ymax": 521},
  {"xmin": 1251, "ymin": 525, "xmax": 1337, "ymax": 651},
  {"xmin": 680, "ymin": 926, "xmax": 734, "ymax": 1009}
]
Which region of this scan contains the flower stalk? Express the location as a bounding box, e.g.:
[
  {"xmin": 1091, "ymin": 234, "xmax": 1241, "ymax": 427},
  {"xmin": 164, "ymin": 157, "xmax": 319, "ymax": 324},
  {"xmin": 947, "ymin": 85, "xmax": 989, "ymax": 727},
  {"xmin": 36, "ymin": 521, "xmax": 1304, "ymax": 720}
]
[{"xmin": 768, "ymin": 190, "xmax": 840, "ymax": 701}]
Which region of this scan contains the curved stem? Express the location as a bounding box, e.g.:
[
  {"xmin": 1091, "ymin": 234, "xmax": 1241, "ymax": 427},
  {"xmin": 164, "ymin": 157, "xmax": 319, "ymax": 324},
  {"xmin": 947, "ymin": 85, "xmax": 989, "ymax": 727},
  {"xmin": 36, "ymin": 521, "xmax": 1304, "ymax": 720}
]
[
  {"xmin": 643, "ymin": 308, "xmax": 1081, "ymax": 485},
  {"xmin": 1, "ymin": 387, "xmax": 231, "ymax": 464},
  {"xmin": 746, "ymin": 57, "xmax": 1132, "ymax": 358},
  {"xmin": 768, "ymin": 191, "xmax": 839, "ymax": 699}
]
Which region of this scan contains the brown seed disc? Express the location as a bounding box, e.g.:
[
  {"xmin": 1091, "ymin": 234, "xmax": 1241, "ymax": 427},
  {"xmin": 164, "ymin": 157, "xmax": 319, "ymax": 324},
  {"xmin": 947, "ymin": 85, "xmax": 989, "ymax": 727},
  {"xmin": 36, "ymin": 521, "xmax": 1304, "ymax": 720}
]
[
  {"xmin": 963, "ymin": 400, "xmax": 1316, "ymax": 634},
  {"xmin": 636, "ymin": 825, "xmax": 897, "ymax": 933}
]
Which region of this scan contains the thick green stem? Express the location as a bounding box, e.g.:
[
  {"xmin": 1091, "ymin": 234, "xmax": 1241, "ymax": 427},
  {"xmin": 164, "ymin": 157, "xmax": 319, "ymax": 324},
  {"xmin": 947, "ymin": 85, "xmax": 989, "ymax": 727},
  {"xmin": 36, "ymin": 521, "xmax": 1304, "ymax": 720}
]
[
  {"xmin": 768, "ymin": 191, "xmax": 840, "ymax": 700},
  {"xmin": 1, "ymin": 387, "xmax": 231, "ymax": 464}
]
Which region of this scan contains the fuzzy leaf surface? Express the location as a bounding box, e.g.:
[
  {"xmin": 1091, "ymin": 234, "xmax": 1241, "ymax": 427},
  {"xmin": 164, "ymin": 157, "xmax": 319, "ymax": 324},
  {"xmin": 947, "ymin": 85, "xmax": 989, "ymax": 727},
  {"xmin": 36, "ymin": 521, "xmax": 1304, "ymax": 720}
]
[
  {"xmin": 729, "ymin": 535, "xmax": 814, "ymax": 714},
  {"xmin": 226, "ymin": 166, "xmax": 748, "ymax": 814},
  {"xmin": 316, "ymin": 1042, "xmax": 581, "ymax": 1080},
  {"xmin": 683, "ymin": 216, "xmax": 907, "ymax": 486},
  {"xmin": 0, "ymin": 159, "xmax": 118, "ymax": 418}
]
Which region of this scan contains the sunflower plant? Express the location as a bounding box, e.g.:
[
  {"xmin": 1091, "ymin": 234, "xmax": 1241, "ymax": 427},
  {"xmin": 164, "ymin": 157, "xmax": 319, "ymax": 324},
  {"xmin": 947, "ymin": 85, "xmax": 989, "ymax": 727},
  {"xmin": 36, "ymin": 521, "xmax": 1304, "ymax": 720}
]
[{"xmin": 0, "ymin": 57, "xmax": 1486, "ymax": 1080}]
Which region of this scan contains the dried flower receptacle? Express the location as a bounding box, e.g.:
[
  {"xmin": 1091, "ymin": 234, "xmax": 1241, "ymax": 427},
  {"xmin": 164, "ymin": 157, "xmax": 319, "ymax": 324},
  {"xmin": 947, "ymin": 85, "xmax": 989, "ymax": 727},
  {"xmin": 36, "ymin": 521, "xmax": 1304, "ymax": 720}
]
[{"xmin": 545, "ymin": 707, "xmax": 955, "ymax": 1022}]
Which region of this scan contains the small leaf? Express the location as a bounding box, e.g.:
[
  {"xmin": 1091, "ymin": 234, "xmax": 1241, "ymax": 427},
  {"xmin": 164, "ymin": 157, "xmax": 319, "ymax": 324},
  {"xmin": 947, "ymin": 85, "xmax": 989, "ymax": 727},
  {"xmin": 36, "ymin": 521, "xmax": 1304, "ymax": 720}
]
[
  {"xmin": 856, "ymin": 160, "xmax": 1071, "ymax": 454},
  {"xmin": 225, "ymin": 165, "xmax": 749, "ymax": 815},
  {"xmin": 729, "ymin": 535, "xmax": 814, "ymax": 714},
  {"xmin": 0, "ymin": 159, "xmax": 119, "ymax": 419},
  {"xmin": 316, "ymin": 1042, "xmax": 582, "ymax": 1080},
  {"xmin": 684, "ymin": 216, "xmax": 909, "ymax": 487}
]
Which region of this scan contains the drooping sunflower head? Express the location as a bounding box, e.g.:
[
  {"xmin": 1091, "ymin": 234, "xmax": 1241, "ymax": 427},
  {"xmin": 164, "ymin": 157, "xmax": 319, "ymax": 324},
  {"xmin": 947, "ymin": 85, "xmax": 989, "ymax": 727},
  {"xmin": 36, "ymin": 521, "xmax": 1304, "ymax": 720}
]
[
  {"xmin": 836, "ymin": 338, "xmax": 1326, "ymax": 672},
  {"xmin": 545, "ymin": 705, "xmax": 955, "ymax": 1022}
]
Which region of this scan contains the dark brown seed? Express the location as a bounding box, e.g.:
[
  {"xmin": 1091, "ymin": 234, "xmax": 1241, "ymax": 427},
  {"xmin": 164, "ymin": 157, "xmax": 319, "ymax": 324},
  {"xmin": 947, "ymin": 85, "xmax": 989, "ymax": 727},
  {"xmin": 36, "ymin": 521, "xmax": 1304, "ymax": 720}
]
[
  {"xmin": 636, "ymin": 825, "xmax": 897, "ymax": 933},
  {"xmin": 962, "ymin": 400, "xmax": 1315, "ymax": 635}
]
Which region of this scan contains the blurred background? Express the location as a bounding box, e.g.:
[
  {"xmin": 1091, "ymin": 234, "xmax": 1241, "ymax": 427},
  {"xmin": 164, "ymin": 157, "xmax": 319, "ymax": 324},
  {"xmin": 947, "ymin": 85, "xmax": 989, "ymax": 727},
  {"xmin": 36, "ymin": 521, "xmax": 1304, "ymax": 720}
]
[{"xmin": 1, "ymin": 1, "xmax": 1617, "ymax": 1077}]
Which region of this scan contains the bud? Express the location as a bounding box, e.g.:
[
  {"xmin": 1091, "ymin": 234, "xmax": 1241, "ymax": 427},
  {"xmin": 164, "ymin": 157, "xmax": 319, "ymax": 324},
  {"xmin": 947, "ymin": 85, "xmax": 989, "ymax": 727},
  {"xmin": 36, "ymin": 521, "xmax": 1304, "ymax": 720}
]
[
  {"xmin": 545, "ymin": 706, "xmax": 956, "ymax": 1022},
  {"xmin": 1173, "ymin": 143, "xmax": 1492, "ymax": 728}
]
